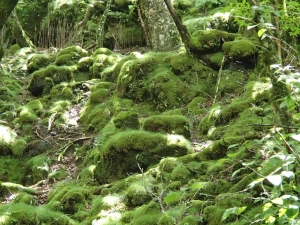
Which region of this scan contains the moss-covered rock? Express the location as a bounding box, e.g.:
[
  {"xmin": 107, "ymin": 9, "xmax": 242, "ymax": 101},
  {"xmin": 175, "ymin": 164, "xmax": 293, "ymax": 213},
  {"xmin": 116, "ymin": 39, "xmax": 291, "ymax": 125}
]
[
  {"xmin": 125, "ymin": 182, "xmax": 151, "ymax": 207},
  {"xmin": 113, "ymin": 111, "xmax": 140, "ymax": 129},
  {"xmin": 222, "ymin": 39, "xmax": 257, "ymax": 59},
  {"xmin": 78, "ymin": 56, "xmax": 93, "ymax": 72},
  {"xmin": 143, "ymin": 115, "xmax": 190, "ymax": 138},
  {"xmin": 131, "ymin": 201, "xmax": 161, "ymax": 225},
  {"xmin": 0, "ymin": 156, "xmax": 24, "ymax": 183},
  {"xmin": 27, "ymin": 53, "xmax": 56, "ymax": 73},
  {"xmin": 0, "ymin": 203, "xmax": 78, "ymax": 225},
  {"xmin": 171, "ymin": 164, "xmax": 191, "ymax": 183},
  {"xmin": 203, "ymin": 205, "xmax": 226, "ymax": 225},
  {"xmin": 47, "ymin": 183, "xmax": 92, "ymax": 214},
  {"xmin": 190, "ymin": 29, "xmax": 238, "ymax": 53},
  {"xmin": 94, "ymin": 130, "xmax": 192, "ymax": 183},
  {"xmin": 55, "ymin": 45, "xmax": 88, "ymax": 66},
  {"xmin": 24, "ymin": 155, "xmax": 50, "ymax": 184},
  {"xmin": 11, "ymin": 138, "xmax": 27, "ymax": 157},
  {"xmin": 28, "ymin": 65, "xmax": 75, "ymax": 96}
]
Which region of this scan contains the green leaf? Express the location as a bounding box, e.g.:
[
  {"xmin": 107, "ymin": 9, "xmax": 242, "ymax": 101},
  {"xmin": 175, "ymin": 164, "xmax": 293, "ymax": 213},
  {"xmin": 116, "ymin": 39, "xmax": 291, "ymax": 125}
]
[
  {"xmin": 163, "ymin": 192, "xmax": 181, "ymax": 204},
  {"xmin": 267, "ymin": 175, "xmax": 282, "ymax": 186},
  {"xmin": 285, "ymin": 204, "xmax": 299, "ymax": 218},
  {"xmin": 271, "ymin": 198, "xmax": 283, "ymax": 205},
  {"xmin": 258, "ymin": 29, "xmax": 267, "ymax": 37},
  {"xmin": 228, "ymin": 143, "xmax": 239, "ymax": 149},
  {"xmin": 231, "ymin": 168, "xmax": 244, "ymax": 179},
  {"xmin": 221, "ymin": 207, "xmax": 237, "ymax": 221},
  {"xmin": 236, "ymin": 206, "xmax": 247, "ymax": 215},
  {"xmin": 263, "ymin": 202, "xmax": 273, "ymax": 212},
  {"xmin": 190, "ymin": 182, "xmax": 204, "ymax": 189}
]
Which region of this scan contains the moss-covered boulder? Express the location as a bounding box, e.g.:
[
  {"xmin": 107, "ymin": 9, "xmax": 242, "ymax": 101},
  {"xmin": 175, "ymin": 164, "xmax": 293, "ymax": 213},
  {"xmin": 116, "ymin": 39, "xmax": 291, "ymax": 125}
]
[
  {"xmin": 125, "ymin": 182, "xmax": 151, "ymax": 207},
  {"xmin": 28, "ymin": 65, "xmax": 75, "ymax": 96},
  {"xmin": 94, "ymin": 130, "xmax": 193, "ymax": 183},
  {"xmin": 27, "ymin": 53, "xmax": 56, "ymax": 73},
  {"xmin": 24, "ymin": 155, "xmax": 50, "ymax": 184},
  {"xmin": 47, "ymin": 183, "xmax": 92, "ymax": 214},
  {"xmin": 55, "ymin": 45, "xmax": 88, "ymax": 66},
  {"xmin": 222, "ymin": 39, "xmax": 257, "ymax": 59},
  {"xmin": 113, "ymin": 111, "xmax": 140, "ymax": 129},
  {"xmin": 143, "ymin": 115, "xmax": 190, "ymax": 138},
  {"xmin": 190, "ymin": 29, "xmax": 238, "ymax": 53}
]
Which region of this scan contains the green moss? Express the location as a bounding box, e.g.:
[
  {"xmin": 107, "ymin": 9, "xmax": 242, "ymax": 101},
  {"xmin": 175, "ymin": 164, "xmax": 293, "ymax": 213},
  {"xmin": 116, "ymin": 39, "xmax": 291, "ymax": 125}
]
[
  {"xmin": 188, "ymin": 97, "xmax": 206, "ymax": 115},
  {"xmin": 91, "ymin": 54, "xmax": 118, "ymax": 77},
  {"xmin": 168, "ymin": 180, "xmax": 182, "ymax": 190},
  {"xmin": 203, "ymin": 205, "xmax": 226, "ymax": 225},
  {"xmin": 190, "ymin": 29, "xmax": 238, "ymax": 53},
  {"xmin": 216, "ymin": 193, "xmax": 252, "ymax": 208},
  {"xmin": 121, "ymin": 211, "xmax": 136, "ymax": 223},
  {"xmin": 244, "ymin": 77, "xmax": 272, "ymax": 103},
  {"xmin": 15, "ymin": 106, "xmax": 38, "ymax": 123},
  {"xmin": 8, "ymin": 43, "xmax": 21, "ymax": 55},
  {"xmin": 131, "ymin": 201, "xmax": 161, "ymax": 225},
  {"xmin": 229, "ymin": 172, "xmax": 256, "ymax": 192},
  {"xmin": 0, "ymin": 156, "xmax": 24, "ymax": 183},
  {"xmin": 93, "ymin": 47, "xmax": 113, "ymax": 56},
  {"xmin": 48, "ymin": 100, "xmax": 71, "ymax": 115},
  {"xmin": 78, "ymin": 56, "xmax": 93, "ymax": 72},
  {"xmin": 218, "ymin": 70, "xmax": 247, "ymax": 95},
  {"xmin": 94, "ymin": 130, "xmax": 192, "ymax": 183},
  {"xmin": 169, "ymin": 53, "xmax": 194, "ymax": 75},
  {"xmin": 199, "ymin": 104, "xmax": 223, "ymax": 135},
  {"xmin": 125, "ymin": 182, "xmax": 151, "ymax": 206},
  {"xmin": 178, "ymin": 215, "xmax": 198, "ymax": 225},
  {"xmin": 159, "ymin": 157, "xmax": 178, "ymax": 172},
  {"xmin": 47, "ymin": 183, "xmax": 92, "ymax": 214},
  {"xmin": 24, "ymin": 155, "xmax": 50, "ymax": 184},
  {"xmin": 28, "ymin": 65, "xmax": 75, "ymax": 96},
  {"xmin": 143, "ymin": 115, "xmax": 190, "ymax": 138},
  {"xmin": 48, "ymin": 167, "xmax": 68, "ymax": 182},
  {"xmin": 171, "ymin": 164, "xmax": 191, "ymax": 183},
  {"xmin": 89, "ymin": 88, "xmax": 110, "ymax": 104},
  {"xmin": 199, "ymin": 140, "xmax": 228, "ymax": 160},
  {"xmin": 26, "ymin": 99, "xmax": 44, "ymax": 115},
  {"xmin": 222, "ymin": 39, "xmax": 257, "ymax": 59},
  {"xmin": 113, "ymin": 111, "xmax": 140, "ymax": 129},
  {"xmin": 11, "ymin": 138, "xmax": 27, "ymax": 157},
  {"xmin": 27, "ymin": 53, "xmax": 56, "ymax": 73},
  {"xmin": 158, "ymin": 213, "xmax": 174, "ymax": 225},
  {"xmin": 13, "ymin": 192, "xmax": 37, "ymax": 205},
  {"xmin": 0, "ymin": 203, "xmax": 78, "ymax": 225}
]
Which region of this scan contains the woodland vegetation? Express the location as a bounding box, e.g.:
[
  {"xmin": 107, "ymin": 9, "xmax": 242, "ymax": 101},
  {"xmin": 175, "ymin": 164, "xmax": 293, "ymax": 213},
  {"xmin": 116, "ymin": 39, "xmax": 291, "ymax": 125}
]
[{"xmin": 1, "ymin": 0, "xmax": 300, "ymax": 224}]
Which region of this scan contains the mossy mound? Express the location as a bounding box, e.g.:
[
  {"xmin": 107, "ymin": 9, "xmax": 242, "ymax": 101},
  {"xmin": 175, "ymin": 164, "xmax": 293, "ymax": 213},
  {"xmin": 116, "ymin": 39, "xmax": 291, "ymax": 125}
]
[
  {"xmin": 0, "ymin": 156, "xmax": 24, "ymax": 184},
  {"xmin": 125, "ymin": 182, "xmax": 151, "ymax": 207},
  {"xmin": 78, "ymin": 56, "xmax": 93, "ymax": 72},
  {"xmin": 190, "ymin": 29, "xmax": 238, "ymax": 53},
  {"xmin": 94, "ymin": 130, "xmax": 193, "ymax": 183},
  {"xmin": 47, "ymin": 183, "xmax": 92, "ymax": 214},
  {"xmin": 0, "ymin": 203, "xmax": 78, "ymax": 225},
  {"xmin": 11, "ymin": 138, "xmax": 27, "ymax": 157},
  {"xmin": 113, "ymin": 111, "xmax": 140, "ymax": 129},
  {"xmin": 142, "ymin": 115, "xmax": 190, "ymax": 138},
  {"xmin": 27, "ymin": 53, "xmax": 56, "ymax": 73},
  {"xmin": 28, "ymin": 65, "xmax": 75, "ymax": 96},
  {"xmin": 222, "ymin": 39, "xmax": 257, "ymax": 59},
  {"xmin": 55, "ymin": 45, "xmax": 88, "ymax": 66},
  {"xmin": 23, "ymin": 155, "xmax": 50, "ymax": 185}
]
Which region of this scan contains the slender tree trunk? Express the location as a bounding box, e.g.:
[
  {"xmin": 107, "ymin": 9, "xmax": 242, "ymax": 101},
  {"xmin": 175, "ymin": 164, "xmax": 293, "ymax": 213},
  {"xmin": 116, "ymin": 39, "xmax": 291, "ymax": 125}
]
[{"xmin": 0, "ymin": 0, "xmax": 19, "ymax": 60}]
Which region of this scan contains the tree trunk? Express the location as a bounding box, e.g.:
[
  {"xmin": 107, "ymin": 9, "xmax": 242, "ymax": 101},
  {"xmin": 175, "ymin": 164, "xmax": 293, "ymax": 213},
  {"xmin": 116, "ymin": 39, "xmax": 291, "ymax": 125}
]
[
  {"xmin": 0, "ymin": 0, "xmax": 19, "ymax": 60},
  {"xmin": 137, "ymin": 0, "xmax": 181, "ymax": 51},
  {"xmin": 163, "ymin": 0, "xmax": 190, "ymax": 51}
]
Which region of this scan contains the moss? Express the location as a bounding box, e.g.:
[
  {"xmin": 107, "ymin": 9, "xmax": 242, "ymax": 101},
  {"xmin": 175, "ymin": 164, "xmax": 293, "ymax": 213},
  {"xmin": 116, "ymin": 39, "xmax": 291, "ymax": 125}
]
[
  {"xmin": 158, "ymin": 213, "xmax": 174, "ymax": 225},
  {"xmin": 113, "ymin": 111, "xmax": 140, "ymax": 129},
  {"xmin": 47, "ymin": 183, "xmax": 92, "ymax": 214},
  {"xmin": 24, "ymin": 155, "xmax": 50, "ymax": 184},
  {"xmin": 199, "ymin": 104, "xmax": 223, "ymax": 135},
  {"xmin": 89, "ymin": 88, "xmax": 110, "ymax": 104},
  {"xmin": 0, "ymin": 203, "xmax": 78, "ymax": 225},
  {"xmin": 93, "ymin": 47, "xmax": 113, "ymax": 56},
  {"xmin": 216, "ymin": 193, "xmax": 252, "ymax": 209},
  {"xmin": 11, "ymin": 138, "xmax": 27, "ymax": 157},
  {"xmin": 198, "ymin": 140, "xmax": 228, "ymax": 160},
  {"xmin": 188, "ymin": 96, "xmax": 207, "ymax": 115},
  {"xmin": 91, "ymin": 54, "xmax": 118, "ymax": 77},
  {"xmin": 203, "ymin": 205, "xmax": 226, "ymax": 225},
  {"xmin": 8, "ymin": 43, "xmax": 21, "ymax": 55},
  {"xmin": 125, "ymin": 182, "xmax": 151, "ymax": 207},
  {"xmin": 27, "ymin": 53, "xmax": 56, "ymax": 73},
  {"xmin": 159, "ymin": 157, "xmax": 177, "ymax": 172},
  {"xmin": 26, "ymin": 99, "xmax": 44, "ymax": 115},
  {"xmin": 190, "ymin": 29, "xmax": 238, "ymax": 53},
  {"xmin": 48, "ymin": 167, "xmax": 68, "ymax": 182},
  {"xmin": 229, "ymin": 172, "xmax": 256, "ymax": 192},
  {"xmin": 94, "ymin": 130, "xmax": 192, "ymax": 183},
  {"xmin": 15, "ymin": 106, "xmax": 38, "ymax": 123},
  {"xmin": 13, "ymin": 192, "xmax": 37, "ymax": 205},
  {"xmin": 168, "ymin": 180, "xmax": 182, "ymax": 190},
  {"xmin": 171, "ymin": 164, "xmax": 191, "ymax": 183},
  {"xmin": 218, "ymin": 70, "xmax": 247, "ymax": 95},
  {"xmin": 178, "ymin": 215, "xmax": 198, "ymax": 225},
  {"xmin": 169, "ymin": 53, "xmax": 194, "ymax": 75},
  {"xmin": 0, "ymin": 125, "xmax": 17, "ymax": 155},
  {"xmin": 0, "ymin": 156, "xmax": 24, "ymax": 183},
  {"xmin": 244, "ymin": 77, "xmax": 272, "ymax": 104},
  {"xmin": 28, "ymin": 65, "xmax": 75, "ymax": 96},
  {"xmin": 131, "ymin": 201, "xmax": 161, "ymax": 225},
  {"xmin": 48, "ymin": 100, "xmax": 71, "ymax": 115},
  {"xmin": 47, "ymin": 83, "xmax": 74, "ymax": 101},
  {"xmin": 208, "ymin": 52, "xmax": 224, "ymax": 68},
  {"xmin": 78, "ymin": 56, "xmax": 93, "ymax": 72},
  {"xmin": 143, "ymin": 115, "xmax": 190, "ymax": 138},
  {"xmin": 222, "ymin": 39, "xmax": 257, "ymax": 59},
  {"xmin": 121, "ymin": 211, "xmax": 136, "ymax": 223}
]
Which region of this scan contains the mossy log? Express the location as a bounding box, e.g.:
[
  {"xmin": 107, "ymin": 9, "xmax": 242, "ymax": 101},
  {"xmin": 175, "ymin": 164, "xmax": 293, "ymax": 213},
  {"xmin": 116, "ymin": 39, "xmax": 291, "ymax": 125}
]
[{"xmin": 0, "ymin": 181, "xmax": 36, "ymax": 194}]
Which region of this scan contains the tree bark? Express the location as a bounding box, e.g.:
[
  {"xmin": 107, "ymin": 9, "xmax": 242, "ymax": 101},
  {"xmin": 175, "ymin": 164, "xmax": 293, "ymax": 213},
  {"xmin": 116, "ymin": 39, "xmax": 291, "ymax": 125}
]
[
  {"xmin": 137, "ymin": 0, "xmax": 181, "ymax": 51},
  {"xmin": 0, "ymin": 0, "xmax": 19, "ymax": 60},
  {"xmin": 163, "ymin": 0, "xmax": 190, "ymax": 51}
]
